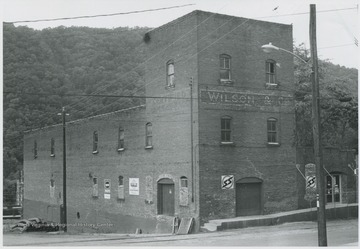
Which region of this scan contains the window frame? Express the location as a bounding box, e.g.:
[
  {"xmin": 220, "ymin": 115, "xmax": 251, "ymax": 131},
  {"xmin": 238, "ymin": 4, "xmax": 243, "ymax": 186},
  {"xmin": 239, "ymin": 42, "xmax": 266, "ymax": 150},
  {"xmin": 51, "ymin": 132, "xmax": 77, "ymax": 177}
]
[
  {"xmin": 267, "ymin": 118, "xmax": 279, "ymax": 144},
  {"xmin": 219, "ymin": 54, "xmax": 232, "ymax": 83},
  {"xmin": 265, "ymin": 60, "xmax": 277, "ymax": 85},
  {"xmin": 93, "ymin": 131, "xmax": 99, "ymax": 154},
  {"xmin": 118, "ymin": 126, "xmax": 125, "ymax": 152},
  {"xmin": 145, "ymin": 122, "xmax": 153, "ymax": 149},
  {"xmin": 166, "ymin": 60, "xmax": 175, "ymax": 88},
  {"xmin": 220, "ymin": 116, "xmax": 233, "ymax": 144}
]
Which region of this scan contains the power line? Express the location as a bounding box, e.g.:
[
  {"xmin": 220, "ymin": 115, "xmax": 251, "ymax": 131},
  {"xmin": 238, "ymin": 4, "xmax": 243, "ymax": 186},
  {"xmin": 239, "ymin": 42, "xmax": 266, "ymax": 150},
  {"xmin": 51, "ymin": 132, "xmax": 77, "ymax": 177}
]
[{"xmin": 3, "ymin": 4, "xmax": 195, "ymax": 24}]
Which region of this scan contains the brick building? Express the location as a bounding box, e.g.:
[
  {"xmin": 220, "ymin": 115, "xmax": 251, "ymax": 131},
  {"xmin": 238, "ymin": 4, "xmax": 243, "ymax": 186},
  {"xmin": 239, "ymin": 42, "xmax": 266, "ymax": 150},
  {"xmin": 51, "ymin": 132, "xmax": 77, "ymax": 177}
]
[{"xmin": 22, "ymin": 10, "xmax": 356, "ymax": 234}]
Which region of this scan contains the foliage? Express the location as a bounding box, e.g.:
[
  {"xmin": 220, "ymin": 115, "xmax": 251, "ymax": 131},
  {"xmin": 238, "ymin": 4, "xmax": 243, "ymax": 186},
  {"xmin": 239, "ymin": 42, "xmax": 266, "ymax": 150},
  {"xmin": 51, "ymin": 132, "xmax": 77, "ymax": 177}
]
[
  {"xmin": 293, "ymin": 43, "xmax": 358, "ymax": 149},
  {"xmin": 3, "ymin": 24, "xmax": 150, "ymax": 205}
]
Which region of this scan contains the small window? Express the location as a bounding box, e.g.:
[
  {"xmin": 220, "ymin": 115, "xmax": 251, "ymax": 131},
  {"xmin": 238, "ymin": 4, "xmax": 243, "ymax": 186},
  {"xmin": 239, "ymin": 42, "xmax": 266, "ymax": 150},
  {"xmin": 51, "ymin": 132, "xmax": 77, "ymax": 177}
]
[
  {"xmin": 92, "ymin": 177, "xmax": 98, "ymax": 197},
  {"xmin": 93, "ymin": 131, "xmax": 98, "ymax": 153},
  {"xmin": 50, "ymin": 138, "xmax": 55, "ymax": 157},
  {"xmin": 266, "ymin": 60, "xmax": 276, "ymax": 84},
  {"xmin": 220, "ymin": 54, "xmax": 231, "ymax": 82},
  {"xmin": 50, "ymin": 179, "xmax": 55, "ymax": 198},
  {"xmin": 118, "ymin": 126, "xmax": 125, "ymax": 151},
  {"xmin": 118, "ymin": 176, "xmax": 125, "ymax": 200},
  {"xmin": 221, "ymin": 116, "xmax": 232, "ymax": 143},
  {"xmin": 34, "ymin": 140, "xmax": 38, "ymax": 159},
  {"xmin": 180, "ymin": 176, "xmax": 189, "ymax": 206},
  {"xmin": 145, "ymin": 123, "xmax": 153, "ymax": 148},
  {"xmin": 166, "ymin": 61, "xmax": 175, "ymax": 88},
  {"xmin": 267, "ymin": 118, "xmax": 278, "ymax": 143}
]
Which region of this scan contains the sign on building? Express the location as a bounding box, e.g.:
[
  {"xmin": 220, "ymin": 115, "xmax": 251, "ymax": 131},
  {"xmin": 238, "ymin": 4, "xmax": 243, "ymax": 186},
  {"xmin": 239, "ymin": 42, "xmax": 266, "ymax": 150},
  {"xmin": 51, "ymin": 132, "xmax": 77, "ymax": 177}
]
[
  {"xmin": 129, "ymin": 178, "xmax": 139, "ymax": 195},
  {"xmin": 221, "ymin": 175, "xmax": 234, "ymax": 189},
  {"xmin": 304, "ymin": 163, "xmax": 316, "ymax": 201},
  {"xmin": 104, "ymin": 179, "xmax": 111, "ymax": 199}
]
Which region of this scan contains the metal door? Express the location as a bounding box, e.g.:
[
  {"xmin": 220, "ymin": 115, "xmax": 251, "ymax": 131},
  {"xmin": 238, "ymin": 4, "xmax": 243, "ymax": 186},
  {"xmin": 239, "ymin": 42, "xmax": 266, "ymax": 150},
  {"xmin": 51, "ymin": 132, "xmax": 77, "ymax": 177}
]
[{"xmin": 236, "ymin": 182, "xmax": 262, "ymax": 216}]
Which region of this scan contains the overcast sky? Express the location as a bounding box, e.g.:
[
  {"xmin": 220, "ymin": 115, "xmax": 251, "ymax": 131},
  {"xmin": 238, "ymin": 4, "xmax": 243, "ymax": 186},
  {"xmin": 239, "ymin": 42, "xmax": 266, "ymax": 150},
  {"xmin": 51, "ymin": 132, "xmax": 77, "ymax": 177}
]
[{"xmin": 2, "ymin": 0, "xmax": 359, "ymax": 68}]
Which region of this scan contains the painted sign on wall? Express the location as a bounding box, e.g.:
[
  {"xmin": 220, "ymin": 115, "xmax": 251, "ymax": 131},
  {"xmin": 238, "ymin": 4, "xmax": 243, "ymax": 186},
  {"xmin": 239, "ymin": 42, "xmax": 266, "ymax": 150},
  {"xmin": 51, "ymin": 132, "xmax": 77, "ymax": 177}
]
[
  {"xmin": 129, "ymin": 178, "xmax": 140, "ymax": 195},
  {"xmin": 200, "ymin": 89, "xmax": 293, "ymax": 107}
]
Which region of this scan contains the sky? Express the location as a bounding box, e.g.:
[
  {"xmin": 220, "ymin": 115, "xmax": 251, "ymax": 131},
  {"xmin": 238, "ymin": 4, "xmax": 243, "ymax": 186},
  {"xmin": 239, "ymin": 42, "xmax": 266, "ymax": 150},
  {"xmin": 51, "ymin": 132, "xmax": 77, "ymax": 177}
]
[{"xmin": 1, "ymin": 0, "xmax": 359, "ymax": 69}]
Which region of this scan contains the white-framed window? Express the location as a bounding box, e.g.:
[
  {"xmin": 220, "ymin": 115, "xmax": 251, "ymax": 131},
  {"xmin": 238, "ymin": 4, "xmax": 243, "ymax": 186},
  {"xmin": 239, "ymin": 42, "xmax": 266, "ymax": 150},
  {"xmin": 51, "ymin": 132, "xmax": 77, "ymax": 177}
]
[
  {"xmin": 267, "ymin": 118, "xmax": 278, "ymax": 144},
  {"xmin": 266, "ymin": 60, "xmax": 276, "ymax": 84},
  {"xmin": 166, "ymin": 60, "xmax": 175, "ymax": 88},
  {"xmin": 93, "ymin": 131, "xmax": 98, "ymax": 153},
  {"xmin": 118, "ymin": 126, "xmax": 125, "ymax": 151},
  {"xmin": 220, "ymin": 54, "xmax": 231, "ymax": 82},
  {"xmin": 221, "ymin": 116, "xmax": 232, "ymax": 143},
  {"xmin": 145, "ymin": 122, "xmax": 153, "ymax": 148}
]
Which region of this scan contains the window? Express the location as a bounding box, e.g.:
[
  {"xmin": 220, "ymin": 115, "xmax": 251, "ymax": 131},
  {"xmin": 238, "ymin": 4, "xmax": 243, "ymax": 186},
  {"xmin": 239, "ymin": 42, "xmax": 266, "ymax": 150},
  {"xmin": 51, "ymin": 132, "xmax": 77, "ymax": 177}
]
[
  {"xmin": 220, "ymin": 54, "xmax": 231, "ymax": 82},
  {"xmin": 221, "ymin": 116, "xmax": 232, "ymax": 143},
  {"xmin": 180, "ymin": 176, "xmax": 189, "ymax": 206},
  {"xmin": 93, "ymin": 131, "xmax": 98, "ymax": 153},
  {"xmin": 118, "ymin": 126, "xmax": 125, "ymax": 151},
  {"xmin": 92, "ymin": 177, "xmax": 98, "ymax": 198},
  {"xmin": 166, "ymin": 61, "xmax": 175, "ymax": 88},
  {"xmin": 50, "ymin": 138, "xmax": 55, "ymax": 157},
  {"xmin": 34, "ymin": 140, "xmax": 38, "ymax": 159},
  {"xmin": 118, "ymin": 176, "xmax": 124, "ymax": 200},
  {"xmin": 267, "ymin": 118, "xmax": 278, "ymax": 143},
  {"xmin": 50, "ymin": 179, "xmax": 55, "ymax": 198},
  {"xmin": 266, "ymin": 60, "xmax": 276, "ymax": 84},
  {"xmin": 145, "ymin": 123, "xmax": 153, "ymax": 148}
]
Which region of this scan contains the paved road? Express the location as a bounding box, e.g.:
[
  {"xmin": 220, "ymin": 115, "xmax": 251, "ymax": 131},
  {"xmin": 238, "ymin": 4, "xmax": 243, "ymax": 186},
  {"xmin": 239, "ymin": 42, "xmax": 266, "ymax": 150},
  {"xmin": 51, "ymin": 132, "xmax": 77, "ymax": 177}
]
[{"xmin": 3, "ymin": 218, "xmax": 358, "ymax": 246}]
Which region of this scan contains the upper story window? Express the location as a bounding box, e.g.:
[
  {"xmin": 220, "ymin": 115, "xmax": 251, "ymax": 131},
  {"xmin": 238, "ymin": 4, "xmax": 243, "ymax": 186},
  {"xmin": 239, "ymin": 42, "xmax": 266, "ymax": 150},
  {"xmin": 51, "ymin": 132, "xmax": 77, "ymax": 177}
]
[
  {"xmin": 34, "ymin": 140, "xmax": 38, "ymax": 159},
  {"xmin": 118, "ymin": 126, "xmax": 125, "ymax": 151},
  {"xmin": 145, "ymin": 122, "xmax": 153, "ymax": 149},
  {"xmin": 166, "ymin": 60, "xmax": 175, "ymax": 88},
  {"xmin": 267, "ymin": 118, "xmax": 278, "ymax": 144},
  {"xmin": 220, "ymin": 54, "xmax": 231, "ymax": 83},
  {"xmin": 266, "ymin": 60, "xmax": 276, "ymax": 84},
  {"xmin": 93, "ymin": 131, "xmax": 98, "ymax": 153},
  {"xmin": 221, "ymin": 116, "xmax": 232, "ymax": 143},
  {"xmin": 50, "ymin": 138, "xmax": 55, "ymax": 157}
]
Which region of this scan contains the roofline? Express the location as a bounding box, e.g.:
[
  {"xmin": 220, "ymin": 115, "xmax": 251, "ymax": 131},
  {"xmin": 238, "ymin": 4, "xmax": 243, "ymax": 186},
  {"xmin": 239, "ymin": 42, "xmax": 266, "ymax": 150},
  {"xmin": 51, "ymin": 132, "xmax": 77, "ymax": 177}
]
[{"xmin": 23, "ymin": 105, "xmax": 146, "ymax": 134}]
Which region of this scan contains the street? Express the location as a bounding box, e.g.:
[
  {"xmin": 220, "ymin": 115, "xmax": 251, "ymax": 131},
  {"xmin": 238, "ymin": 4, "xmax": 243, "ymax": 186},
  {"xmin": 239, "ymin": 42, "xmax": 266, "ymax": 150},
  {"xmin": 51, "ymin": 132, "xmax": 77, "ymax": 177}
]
[{"xmin": 3, "ymin": 218, "xmax": 358, "ymax": 246}]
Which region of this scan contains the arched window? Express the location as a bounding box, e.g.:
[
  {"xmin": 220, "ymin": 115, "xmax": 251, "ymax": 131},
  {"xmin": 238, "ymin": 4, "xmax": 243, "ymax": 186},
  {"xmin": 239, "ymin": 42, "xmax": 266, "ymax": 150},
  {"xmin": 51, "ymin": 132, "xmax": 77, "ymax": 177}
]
[
  {"xmin": 145, "ymin": 123, "xmax": 153, "ymax": 148},
  {"xmin": 266, "ymin": 60, "xmax": 276, "ymax": 84},
  {"xmin": 166, "ymin": 60, "xmax": 175, "ymax": 88},
  {"xmin": 220, "ymin": 54, "xmax": 231, "ymax": 82},
  {"xmin": 221, "ymin": 116, "xmax": 232, "ymax": 142},
  {"xmin": 93, "ymin": 131, "xmax": 98, "ymax": 153},
  {"xmin": 118, "ymin": 126, "xmax": 125, "ymax": 151},
  {"xmin": 92, "ymin": 177, "xmax": 98, "ymax": 198},
  {"xmin": 118, "ymin": 175, "xmax": 125, "ymax": 200},
  {"xmin": 267, "ymin": 118, "xmax": 278, "ymax": 143}
]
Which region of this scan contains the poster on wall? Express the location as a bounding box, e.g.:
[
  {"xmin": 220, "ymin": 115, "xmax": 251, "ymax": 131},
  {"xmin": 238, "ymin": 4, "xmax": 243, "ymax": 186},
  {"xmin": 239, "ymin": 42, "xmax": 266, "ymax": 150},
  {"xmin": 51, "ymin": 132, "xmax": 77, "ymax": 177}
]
[{"xmin": 129, "ymin": 178, "xmax": 139, "ymax": 195}]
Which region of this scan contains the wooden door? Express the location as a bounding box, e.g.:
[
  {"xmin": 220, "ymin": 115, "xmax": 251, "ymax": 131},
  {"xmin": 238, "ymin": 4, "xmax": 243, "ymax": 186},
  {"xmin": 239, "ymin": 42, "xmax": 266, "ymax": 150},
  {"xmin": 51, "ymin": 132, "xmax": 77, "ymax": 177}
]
[
  {"xmin": 158, "ymin": 182, "xmax": 175, "ymax": 216},
  {"xmin": 236, "ymin": 182, "xmax": 262, "ymax": 216}
]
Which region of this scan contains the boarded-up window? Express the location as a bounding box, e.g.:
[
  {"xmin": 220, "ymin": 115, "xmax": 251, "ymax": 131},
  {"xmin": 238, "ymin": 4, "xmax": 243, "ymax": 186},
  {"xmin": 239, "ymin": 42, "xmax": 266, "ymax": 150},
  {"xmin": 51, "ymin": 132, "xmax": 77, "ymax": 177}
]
[
  {"xmin": 50, "ymin": 179, "xmax": 55, "ymax": 198},
  {"xmin": 118, "ymin": 176, "xmax": 125, "ymax": 200},
  {"xmin": 145, "ymin": 175, "xmax": 153, "ymax": 204},
  {"xmin": 179, "ymin": 176, "xmax": 189, "ymax": 206},
  {"xmin": 92, "ymin": 177, "xmax": 98, "ymax": 197}
]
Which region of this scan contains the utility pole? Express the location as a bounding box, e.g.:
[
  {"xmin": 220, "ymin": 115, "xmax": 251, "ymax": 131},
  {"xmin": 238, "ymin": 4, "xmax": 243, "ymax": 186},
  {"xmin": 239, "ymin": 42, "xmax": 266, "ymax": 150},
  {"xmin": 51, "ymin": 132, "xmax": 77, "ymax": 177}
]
[
  {"xmin": 309, "ymin": 4, "xmax": 327, "ymax": 246},
  {"xmin": 59, "ymin": 107, "xmax": 68, "ymax": 232}
]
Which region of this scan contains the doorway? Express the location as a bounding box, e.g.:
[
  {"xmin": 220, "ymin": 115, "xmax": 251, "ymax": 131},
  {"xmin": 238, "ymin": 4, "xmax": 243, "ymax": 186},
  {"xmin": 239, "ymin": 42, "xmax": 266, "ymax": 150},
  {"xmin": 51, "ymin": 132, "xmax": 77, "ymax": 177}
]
[
  {"xmin": 157, "ymin": 178, "xmax": 175, "ymax": 216},
  {"xmin": 326, "ymin": 174, "xmax": 341, "ymax": 203},
  {"xmin": 236, "ymin": 178, "xmax": 262, "ymax": 216}
]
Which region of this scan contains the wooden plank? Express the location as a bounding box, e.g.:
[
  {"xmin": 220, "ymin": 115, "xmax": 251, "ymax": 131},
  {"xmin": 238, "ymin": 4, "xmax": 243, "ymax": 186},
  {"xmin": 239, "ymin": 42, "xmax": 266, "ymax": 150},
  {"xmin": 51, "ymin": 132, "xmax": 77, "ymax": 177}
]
[{"xmin": 176, "ymin": 217, "xmax": 194, "ymax": 235}]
